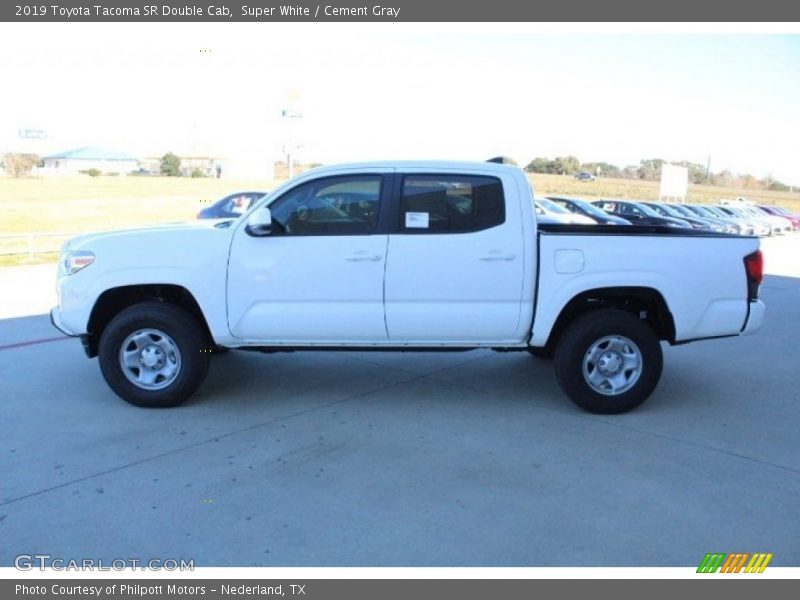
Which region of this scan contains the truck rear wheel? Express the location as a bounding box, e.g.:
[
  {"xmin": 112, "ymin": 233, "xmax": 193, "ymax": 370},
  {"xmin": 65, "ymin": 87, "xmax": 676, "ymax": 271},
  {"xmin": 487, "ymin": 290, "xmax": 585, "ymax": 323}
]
[
  {"xmin": 98, "ymin": 302, "xmax": 211, "ymax": 408},
  {"xmin": 554, "ymin": 309, "xmax": 662, "ymax": 414}
]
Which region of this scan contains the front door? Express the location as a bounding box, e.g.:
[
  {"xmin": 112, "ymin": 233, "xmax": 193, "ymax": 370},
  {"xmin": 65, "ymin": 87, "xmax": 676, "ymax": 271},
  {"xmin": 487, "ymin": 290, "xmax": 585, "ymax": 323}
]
[{"xmin": 227, "ymin": 173, "xmax": 390, "ymax": 343}]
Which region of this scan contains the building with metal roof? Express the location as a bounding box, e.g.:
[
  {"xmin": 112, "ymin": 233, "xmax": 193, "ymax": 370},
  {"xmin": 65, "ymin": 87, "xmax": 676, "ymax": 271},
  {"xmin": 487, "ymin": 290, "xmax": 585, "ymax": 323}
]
[{"xmin": 41, "ymin": 147, "xmax": 139, "ymax": 175}]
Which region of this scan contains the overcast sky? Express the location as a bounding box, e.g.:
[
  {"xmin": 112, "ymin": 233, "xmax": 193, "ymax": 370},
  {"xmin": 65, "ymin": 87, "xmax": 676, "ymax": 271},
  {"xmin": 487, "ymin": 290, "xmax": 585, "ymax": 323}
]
[{"xmin": 1, "ymin": 23, "xmax": 798, "ymax": 184}]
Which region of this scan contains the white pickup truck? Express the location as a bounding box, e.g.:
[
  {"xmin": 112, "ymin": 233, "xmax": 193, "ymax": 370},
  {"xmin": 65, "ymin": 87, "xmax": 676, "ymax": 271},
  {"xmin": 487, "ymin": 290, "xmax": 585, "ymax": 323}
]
[{"xmin": 51, "ymin": 161, "xmax": 766, "ymax": 414}]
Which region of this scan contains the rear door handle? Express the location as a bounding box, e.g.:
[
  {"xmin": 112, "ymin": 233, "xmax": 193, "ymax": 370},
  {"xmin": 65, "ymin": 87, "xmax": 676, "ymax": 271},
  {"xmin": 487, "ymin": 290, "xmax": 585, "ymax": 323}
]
[
  {"xmin": 479, "ymin": 252, "xmax": 516, "ymax": 262},
  {"xmin": 345, "ymin": 253, "xmax": 383, "ymax": 262}
]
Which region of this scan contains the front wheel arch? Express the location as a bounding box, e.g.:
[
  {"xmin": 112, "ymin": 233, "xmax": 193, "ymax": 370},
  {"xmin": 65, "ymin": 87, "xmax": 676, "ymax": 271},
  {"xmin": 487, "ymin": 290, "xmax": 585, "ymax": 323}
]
[{"xmin": 86, "ymin": 284, "xmax": 213, "ymax": 357}]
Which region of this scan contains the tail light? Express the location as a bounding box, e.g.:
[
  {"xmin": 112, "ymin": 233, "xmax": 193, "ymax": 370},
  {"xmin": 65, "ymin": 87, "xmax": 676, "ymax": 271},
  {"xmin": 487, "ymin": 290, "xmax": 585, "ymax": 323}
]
[{"xmin": 744, "ymin": 250, "xmax": 763, "ymax": 301}]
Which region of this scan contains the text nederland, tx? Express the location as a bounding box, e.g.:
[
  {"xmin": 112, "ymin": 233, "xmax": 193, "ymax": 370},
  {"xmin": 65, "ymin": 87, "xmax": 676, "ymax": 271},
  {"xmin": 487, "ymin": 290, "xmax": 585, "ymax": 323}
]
[{"xmin": 15, "ymin": 584, "xmax": 305, "ymax": 596}]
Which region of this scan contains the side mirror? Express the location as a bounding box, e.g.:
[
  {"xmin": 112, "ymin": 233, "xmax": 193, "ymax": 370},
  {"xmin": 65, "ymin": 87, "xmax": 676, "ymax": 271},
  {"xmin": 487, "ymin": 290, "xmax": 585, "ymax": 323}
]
[{"xmin": 246, "ymin": 207, "xmax": 273, "ymax": 236}]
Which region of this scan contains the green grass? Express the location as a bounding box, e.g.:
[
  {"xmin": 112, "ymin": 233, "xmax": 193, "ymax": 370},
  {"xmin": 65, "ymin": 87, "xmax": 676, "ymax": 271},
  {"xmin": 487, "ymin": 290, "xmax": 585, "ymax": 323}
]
[
  {"xmin": 0, "ymin": 174, "xmax": 276, "ymax": 265},
  {"xmin": 1, "ymin": 172, "xmax": 798, "ymax": 267}
]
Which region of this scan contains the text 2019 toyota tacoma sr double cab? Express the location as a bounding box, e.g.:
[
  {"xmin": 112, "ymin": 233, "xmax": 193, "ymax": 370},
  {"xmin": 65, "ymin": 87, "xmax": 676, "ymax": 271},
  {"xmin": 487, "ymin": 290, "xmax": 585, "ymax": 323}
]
[{"xmin": 51, "ymin": 161, "xmax": 765, "ymax": 413}]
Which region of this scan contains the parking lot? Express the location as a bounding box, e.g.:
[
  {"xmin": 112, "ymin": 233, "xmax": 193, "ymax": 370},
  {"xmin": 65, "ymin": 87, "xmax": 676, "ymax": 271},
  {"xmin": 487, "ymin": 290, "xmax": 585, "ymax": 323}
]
[{"xmin": 1, "ymin": 236, "xmax": 799, "ymax": 567}]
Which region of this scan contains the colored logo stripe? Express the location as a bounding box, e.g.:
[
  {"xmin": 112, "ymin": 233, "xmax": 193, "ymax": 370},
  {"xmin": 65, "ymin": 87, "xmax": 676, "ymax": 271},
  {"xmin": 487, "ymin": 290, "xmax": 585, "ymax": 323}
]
[
  {"xmin": 697, "ymin": 553, "xmax": 726, "ymax": 573},
  {"xmin": 720, "ymin": 553, "xmax": 749, "ymax": 573},
  {"xmin": 697, "ymin": 553, "xmax": 773, "ymax": 573},
  {"xmin": 744, "ymin": 553, "xmax": 773, "ymax": 573}
]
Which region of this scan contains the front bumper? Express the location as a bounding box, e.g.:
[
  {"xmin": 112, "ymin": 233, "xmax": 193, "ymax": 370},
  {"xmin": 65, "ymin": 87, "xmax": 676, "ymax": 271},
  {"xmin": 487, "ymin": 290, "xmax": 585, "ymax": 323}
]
[
  {"xmin": 50, "ymin": 308, "xmax": 93, "ymax": 357},
  {"xmin": 50, "ymin": 307, "xmax": 74, "ymax": 337}
]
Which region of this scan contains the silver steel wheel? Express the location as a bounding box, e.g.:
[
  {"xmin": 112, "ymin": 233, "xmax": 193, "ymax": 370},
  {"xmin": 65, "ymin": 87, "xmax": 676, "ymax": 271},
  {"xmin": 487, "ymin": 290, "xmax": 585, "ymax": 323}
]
[
  {"xmin": 119, "ymin": 328, "xmax": 182, "ymax": 390},
  {"xmin": 582, "ymin": 335, "xmax": 642, "ymax": 396}
]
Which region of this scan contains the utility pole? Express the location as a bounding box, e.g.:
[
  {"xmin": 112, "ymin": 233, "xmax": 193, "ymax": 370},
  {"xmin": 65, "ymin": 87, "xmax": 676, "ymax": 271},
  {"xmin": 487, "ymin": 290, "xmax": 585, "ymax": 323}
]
[
  {"xmin": 281, "ymin": 109, "xmax": 303, "ymax": 178},
  {"xmin": 706, "ymin": 155, "xmax": 711, "ymax": 185}
]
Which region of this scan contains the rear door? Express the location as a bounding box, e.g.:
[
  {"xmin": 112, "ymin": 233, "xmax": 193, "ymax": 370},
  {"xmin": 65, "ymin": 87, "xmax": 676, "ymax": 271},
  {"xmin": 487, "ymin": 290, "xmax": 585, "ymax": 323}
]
[{"xmin": 383, "ymin": 171, "xmax": 525, "ymax": 343}]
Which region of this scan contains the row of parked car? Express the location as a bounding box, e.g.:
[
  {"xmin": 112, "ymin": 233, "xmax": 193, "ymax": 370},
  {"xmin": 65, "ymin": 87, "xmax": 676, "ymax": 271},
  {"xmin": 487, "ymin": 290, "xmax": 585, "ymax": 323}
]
[
  {"xmin": 197, "ymin": 189, "xmax": 799, "ymax": 238},
  {"xmin": 536, "ymin": 196, "xmax": 800, "ymax": 237}
]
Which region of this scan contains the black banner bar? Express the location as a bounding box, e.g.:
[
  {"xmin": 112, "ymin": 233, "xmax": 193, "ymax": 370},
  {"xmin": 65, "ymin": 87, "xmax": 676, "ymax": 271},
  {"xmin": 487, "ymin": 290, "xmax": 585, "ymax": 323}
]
[
  {"xmin": 3, "ymin": 579, "xmax": 798, "ymax": 600},
  {"xmin": 3, "ymin": 0, "xmax": 800, "ymax": 22}
]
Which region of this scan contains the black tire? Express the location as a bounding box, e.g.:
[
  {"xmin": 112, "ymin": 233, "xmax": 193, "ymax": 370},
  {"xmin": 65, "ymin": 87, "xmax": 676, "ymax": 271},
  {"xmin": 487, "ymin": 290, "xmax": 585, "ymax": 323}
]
[
  {"xmin": 554, "ymin": 309, "xmax": 662, "ymax": 414},
  {"xmin": 98, "ymin": 302, "xmax": 211, "ymax": 408}
]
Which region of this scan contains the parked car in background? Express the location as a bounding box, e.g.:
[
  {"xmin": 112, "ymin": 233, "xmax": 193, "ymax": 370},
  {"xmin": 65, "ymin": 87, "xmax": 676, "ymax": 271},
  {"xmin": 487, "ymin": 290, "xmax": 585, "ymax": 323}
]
[
  {"xmin": 197, "ymin": 191, "xmax": 268, "ymax": 219},
  {"xmin": 757, "ymin": 205, "xmax": 800, "ymax": 230},
  {"xmin": 640, "ymin": 202, "xmax": 715, "ymax": 231},
  {"xmin": 546, "ymin": 196, "xmax": 632, "ymax": 225},
  {"xmin": 534, "ymin": 198, "xmax": 597, "ymax": 225},
  {"xmin": 574, "ymin": 171, "xmax": 596, "ymax": 181},
  {"xmin": 662, "ymin": 203, "xmax": 738, "ymax": 234},
  {"xmin": 696, "ymin": 205, "xmax": 758, "ymax": 236},
  {"xmin": 715, "ymin": 205, "xmax": 773, "ymax": 237},
  {"xmin": 592, "ymin": 199, "xmax": 692, "ymax": 228},
  {"xmin": 736, "ymin": 205, "xmax": 792, "ymax": 235}
]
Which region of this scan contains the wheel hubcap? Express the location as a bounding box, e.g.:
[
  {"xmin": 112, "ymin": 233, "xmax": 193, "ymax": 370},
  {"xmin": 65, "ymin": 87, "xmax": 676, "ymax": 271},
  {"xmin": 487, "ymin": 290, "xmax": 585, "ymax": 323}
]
[
  {"xmin": 582, "ymin": 335, "xmax": 642, "ymax": 396},
  {"xmin": 119, "ymin": 328, "xmax": 181, "ymax": 390}
]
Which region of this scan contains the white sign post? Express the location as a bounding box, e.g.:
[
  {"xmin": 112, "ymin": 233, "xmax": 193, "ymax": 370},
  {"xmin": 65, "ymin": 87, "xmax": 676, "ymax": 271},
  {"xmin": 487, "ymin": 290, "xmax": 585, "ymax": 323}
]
[{"xmin": 659, "ymin": 164, "xmax": 689, "ymax": 203}]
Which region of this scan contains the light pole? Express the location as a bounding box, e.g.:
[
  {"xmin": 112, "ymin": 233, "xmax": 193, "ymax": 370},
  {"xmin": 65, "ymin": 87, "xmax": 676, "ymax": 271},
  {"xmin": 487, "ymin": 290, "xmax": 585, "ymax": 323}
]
[{"xmin": 281, "ymin": 109, "xmax": 303, "ymax": 178}]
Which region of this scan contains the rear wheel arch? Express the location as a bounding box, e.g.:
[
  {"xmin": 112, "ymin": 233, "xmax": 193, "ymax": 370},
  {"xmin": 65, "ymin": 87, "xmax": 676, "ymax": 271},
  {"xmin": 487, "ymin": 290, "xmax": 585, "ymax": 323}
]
[{"xmin": 537, "ymin": 286, "xmax": 675, "ymax": 355}]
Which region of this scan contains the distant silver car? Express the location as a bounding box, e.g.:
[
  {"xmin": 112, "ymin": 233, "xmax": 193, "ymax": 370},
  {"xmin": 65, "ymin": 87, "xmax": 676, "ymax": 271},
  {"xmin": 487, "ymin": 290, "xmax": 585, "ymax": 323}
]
[
  {"xmin": 534, "ymin": 198, "xmax": 596, "ymax": 224},
  {"xmin": 715, "ymin": 205, "xmax": 772, "ymax": 237}
]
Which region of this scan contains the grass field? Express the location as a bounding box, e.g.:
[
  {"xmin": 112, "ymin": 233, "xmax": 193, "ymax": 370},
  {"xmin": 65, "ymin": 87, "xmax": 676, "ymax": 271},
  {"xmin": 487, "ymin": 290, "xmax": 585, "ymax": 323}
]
[{"xmin": 1, "ymin": 172, "xmax": 798, "ymax": 266}]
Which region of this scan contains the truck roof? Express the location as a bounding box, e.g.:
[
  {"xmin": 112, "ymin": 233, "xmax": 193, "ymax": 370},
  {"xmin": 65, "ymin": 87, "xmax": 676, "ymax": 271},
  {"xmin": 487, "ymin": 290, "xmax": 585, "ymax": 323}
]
[{"xmin": 303, "ymin": 160, "xmax": 524, "ymax": 175}]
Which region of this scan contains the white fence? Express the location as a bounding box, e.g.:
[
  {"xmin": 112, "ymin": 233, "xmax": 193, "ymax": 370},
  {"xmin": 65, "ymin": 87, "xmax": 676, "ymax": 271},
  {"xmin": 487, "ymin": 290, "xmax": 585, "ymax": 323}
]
[{"xmin": 0, "ymin": 232, "xmax": 81, "ymax": 258}]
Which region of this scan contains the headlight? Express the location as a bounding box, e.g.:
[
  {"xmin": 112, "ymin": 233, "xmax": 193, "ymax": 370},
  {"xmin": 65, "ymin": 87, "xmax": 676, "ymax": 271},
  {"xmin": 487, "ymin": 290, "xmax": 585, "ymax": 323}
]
[{"xmin": 61, "ymin": 250, "xmax": 95, "ymax": 275}]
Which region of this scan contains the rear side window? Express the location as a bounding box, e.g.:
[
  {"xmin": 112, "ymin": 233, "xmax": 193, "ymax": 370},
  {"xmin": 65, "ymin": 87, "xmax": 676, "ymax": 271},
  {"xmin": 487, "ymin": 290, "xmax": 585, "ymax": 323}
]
[{"xmin": 399, "ymin": 175, "xmax": 505, "ymax": 233}]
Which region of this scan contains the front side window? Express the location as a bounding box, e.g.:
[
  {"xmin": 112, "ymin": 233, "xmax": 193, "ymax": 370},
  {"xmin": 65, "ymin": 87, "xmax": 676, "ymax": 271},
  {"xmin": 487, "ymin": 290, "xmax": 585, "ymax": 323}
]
[
  {"xmin": 399, "ymin": 175, "xmax": 504, "ymax": 233},
  {"xmin": 268, "ymin": 175, "xmax": 382, "ymax": 235}
]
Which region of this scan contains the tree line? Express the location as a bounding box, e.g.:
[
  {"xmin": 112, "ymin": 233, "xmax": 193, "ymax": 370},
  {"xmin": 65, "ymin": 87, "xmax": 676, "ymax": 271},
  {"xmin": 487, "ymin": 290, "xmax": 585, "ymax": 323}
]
[{"xmin": 523, "ymin": 156, "xmax": 792, "ymax": 192}]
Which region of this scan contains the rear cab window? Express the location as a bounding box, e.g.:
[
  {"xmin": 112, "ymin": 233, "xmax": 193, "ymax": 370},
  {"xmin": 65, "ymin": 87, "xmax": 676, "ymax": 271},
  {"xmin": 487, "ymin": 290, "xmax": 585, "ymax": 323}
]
[{"xmin": 399, "ymin": 175, "xmax": 505, "ymax": 233}]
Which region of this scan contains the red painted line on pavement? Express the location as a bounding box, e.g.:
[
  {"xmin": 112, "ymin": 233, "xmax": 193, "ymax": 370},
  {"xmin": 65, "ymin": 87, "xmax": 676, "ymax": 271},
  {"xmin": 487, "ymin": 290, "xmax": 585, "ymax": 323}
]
[{"xmin": 0, "ymin": 336, "xmax": 72, "ymax": 351}]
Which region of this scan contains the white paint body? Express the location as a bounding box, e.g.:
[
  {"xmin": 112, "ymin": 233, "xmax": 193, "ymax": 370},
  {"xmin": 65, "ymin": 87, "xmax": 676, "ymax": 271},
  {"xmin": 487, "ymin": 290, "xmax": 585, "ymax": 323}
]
[{"xmin": 51, "ymin": 161, "xmax": 765, "ymax": 349}]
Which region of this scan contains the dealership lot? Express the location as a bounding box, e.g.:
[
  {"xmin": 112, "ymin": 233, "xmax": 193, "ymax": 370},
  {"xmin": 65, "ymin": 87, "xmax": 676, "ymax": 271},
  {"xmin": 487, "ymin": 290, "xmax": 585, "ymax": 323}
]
[{"xmin": 1, "ymin": 236, "xmax": 798, "ymax": 567}]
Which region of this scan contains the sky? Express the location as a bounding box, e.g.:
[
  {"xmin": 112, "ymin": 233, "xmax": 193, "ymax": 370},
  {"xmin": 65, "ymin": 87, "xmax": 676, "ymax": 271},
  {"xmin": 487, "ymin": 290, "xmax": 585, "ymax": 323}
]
[{"xmin": 1, "ymin": 23, "xmax": 798, "ymax": 184}]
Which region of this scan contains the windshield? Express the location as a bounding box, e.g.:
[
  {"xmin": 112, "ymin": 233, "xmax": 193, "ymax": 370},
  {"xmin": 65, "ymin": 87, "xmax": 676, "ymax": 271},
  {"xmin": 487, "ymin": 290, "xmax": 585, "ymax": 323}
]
[
  {"xmin": 705, "ymin": 206, "xmax": 729, "ymax": 217},
  {"xmin": 536, "ymin": 198, "xmax": 571, "ymax": 214},
  {"xmin": 633, "ymin": 202, "xmax": 661, "ymax": 217},
  {"xmin": 689, "ymin": 205, "xmax": 715, "ymax": 217},
  {"xmin": 647, "ymin": 204, "xmax": 681, "ymax": 217},
  {"xmin": 567, "ymin": 199, "xmax": 611, "ymax": 219},
  {"xmin": 725, "ymin": 207, "xmax": 749, "ymax": 217}
]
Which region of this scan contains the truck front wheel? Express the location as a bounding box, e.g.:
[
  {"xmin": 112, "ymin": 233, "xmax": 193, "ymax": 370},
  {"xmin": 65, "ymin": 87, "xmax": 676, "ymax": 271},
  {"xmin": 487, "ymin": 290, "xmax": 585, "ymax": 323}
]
[
  {"xmin": 554, "ymin": 309, "xmax": 662, "ymax": 414},
  {"xmin": 98, "ymin": 302, "xmax": 211, "ymax": 408}
]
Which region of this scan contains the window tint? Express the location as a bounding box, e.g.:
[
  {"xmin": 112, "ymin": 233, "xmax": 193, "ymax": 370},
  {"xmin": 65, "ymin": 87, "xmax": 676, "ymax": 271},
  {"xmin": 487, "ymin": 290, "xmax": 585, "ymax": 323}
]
[
  {"xmin": 268, "ymin": 176, "xmax": 382, "ymax": 235},
  {"xmin": 399, "ymin": 175, "xmax": 504, "ymax": 233}
]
